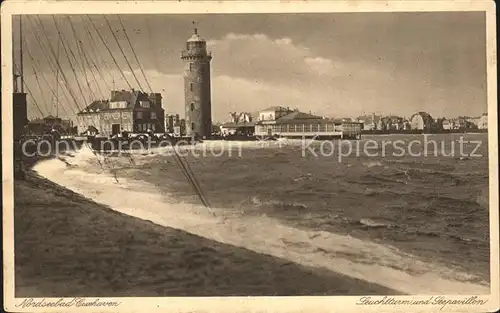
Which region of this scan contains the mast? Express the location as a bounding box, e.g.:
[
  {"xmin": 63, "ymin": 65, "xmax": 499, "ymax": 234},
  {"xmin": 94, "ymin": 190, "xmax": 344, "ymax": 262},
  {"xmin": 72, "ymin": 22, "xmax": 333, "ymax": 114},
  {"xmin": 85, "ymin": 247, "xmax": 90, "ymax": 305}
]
[
  {"xmin": 19, "ymin": 15, "xmax": 24, "ymax": 93},
  {"xmin": 55, "ymin": 35, "xmax": 60, "ymax": 117}
]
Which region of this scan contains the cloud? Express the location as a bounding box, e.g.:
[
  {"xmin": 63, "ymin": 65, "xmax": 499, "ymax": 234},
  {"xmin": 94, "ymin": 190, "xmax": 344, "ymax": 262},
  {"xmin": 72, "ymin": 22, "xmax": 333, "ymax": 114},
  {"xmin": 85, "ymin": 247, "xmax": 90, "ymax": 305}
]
[
  {"xmin": 207, "ymin": 33, "xmax": 341, "ymax": 83},
  {"xmin": 24, "ymin": 28, "xmax": 485, "ymax": 122},
  {"xmin": 23, "ymin": 53, "xmax": 384, "ymax": 122},
  {"xmin": 304, "ymin": 57, "xmax": 336, "ymax": 75}
]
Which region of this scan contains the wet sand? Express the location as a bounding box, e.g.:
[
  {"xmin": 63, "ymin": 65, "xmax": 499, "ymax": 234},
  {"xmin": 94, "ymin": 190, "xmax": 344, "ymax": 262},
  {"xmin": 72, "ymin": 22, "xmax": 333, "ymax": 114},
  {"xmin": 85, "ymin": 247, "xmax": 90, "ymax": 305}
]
[{"xmin": 14, "ymin": 170, "xmax": 400, "ymax": 297}]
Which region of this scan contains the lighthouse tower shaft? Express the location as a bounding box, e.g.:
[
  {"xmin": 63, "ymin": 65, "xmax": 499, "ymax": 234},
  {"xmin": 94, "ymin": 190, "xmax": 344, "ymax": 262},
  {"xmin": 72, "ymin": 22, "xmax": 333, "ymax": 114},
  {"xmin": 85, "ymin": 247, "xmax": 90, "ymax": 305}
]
[{"xmin": 181, "ymin": 29, "xmax": 212, "ymax": 138}]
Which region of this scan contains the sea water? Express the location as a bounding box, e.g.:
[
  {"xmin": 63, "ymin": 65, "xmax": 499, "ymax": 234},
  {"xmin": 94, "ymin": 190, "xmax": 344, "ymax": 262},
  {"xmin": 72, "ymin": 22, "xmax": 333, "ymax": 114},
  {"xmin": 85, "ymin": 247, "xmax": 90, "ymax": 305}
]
[{"xmin": 33, "ymin": 133, "xmax": 491, "ymax": 295}]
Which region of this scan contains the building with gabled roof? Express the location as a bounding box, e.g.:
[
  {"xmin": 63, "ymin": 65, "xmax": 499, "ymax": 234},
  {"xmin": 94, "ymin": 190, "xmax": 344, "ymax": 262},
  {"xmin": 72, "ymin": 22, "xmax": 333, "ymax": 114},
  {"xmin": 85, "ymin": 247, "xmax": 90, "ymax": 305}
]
[
  {"xmin": 255, "ymin": 106, "xmax": 362, "ymax": 139},
  {"xmin": 258, "ymin": 106, "xmax": 296, "ymax": 122},
  {"xmin": 478, "ymin": 113, "xmax": 488, "ymax": 130},
  {"xmin": 410, "ymin": 111, "xmax": 435, "ymax": 132},
  {"xmin": 76, "ymin": 89, "xmax": 165, "ymax": 137}
]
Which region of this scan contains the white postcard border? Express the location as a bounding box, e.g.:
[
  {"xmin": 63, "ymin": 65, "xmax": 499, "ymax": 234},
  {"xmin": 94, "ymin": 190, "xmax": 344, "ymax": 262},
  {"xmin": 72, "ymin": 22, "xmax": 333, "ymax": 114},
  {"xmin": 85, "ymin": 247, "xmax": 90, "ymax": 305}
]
[{"xmin": 2, "ymin": 1, "xmax": 499, "ymax": 312}]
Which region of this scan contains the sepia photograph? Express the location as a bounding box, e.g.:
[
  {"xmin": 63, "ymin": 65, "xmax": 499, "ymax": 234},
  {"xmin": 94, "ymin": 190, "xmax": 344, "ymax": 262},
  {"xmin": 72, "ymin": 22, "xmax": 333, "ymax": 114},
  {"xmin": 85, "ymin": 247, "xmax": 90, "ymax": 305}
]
[{"xmin": 2, "ymin": 1, "xmax": 499, "ymax": 312}]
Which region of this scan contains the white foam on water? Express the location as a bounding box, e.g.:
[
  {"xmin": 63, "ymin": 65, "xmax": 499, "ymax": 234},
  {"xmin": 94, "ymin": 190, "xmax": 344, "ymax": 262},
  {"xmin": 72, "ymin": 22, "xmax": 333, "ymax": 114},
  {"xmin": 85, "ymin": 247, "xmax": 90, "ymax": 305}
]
[{"xmin": 33, "ymin": 147, "xmax": 490, "ymax": 295}]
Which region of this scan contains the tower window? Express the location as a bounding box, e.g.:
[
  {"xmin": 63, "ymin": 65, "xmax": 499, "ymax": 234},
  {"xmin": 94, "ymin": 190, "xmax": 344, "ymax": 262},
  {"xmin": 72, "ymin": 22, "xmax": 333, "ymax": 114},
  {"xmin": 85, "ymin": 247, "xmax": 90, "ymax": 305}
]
[
  {"xmin": 190, "ymin": 102, "xmax": 194, "ymax": 111},
  {"xmin": 189, "ymin": 63, "xmax": 193, "ymax": 72},
  {"xmin": 191, "ymin": 122, "xmax": 195, "ymax": 130},
  {"xmin": 190, "ymin": 83, "xmax": 194, "ymax": 92}
]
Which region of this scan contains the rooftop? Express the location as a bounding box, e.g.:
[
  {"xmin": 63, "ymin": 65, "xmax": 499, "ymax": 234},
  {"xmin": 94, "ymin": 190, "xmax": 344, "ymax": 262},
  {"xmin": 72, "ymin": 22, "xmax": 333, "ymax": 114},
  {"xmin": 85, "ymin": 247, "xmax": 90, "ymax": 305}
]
[
  {"xmin": 77, "ymin": 89, "xmax": 156, "ymax": 114},
  {"xmin": 221, "ymin": 121, "xmax": 257, "ymax": 128},
  {"xmin": 260, "ymin": 106, "xmax": 294, "ymax": 112},
  {"xmin": 110, "ymin": 89, "xmax": 150, "ymax": 104},
  {"xmin": 81, "ymin": 100, "xmax": 109, "ymax": 112},
  {"xmin": 277, "ymin": 111, "xmax": 322, "ymax": 121}
]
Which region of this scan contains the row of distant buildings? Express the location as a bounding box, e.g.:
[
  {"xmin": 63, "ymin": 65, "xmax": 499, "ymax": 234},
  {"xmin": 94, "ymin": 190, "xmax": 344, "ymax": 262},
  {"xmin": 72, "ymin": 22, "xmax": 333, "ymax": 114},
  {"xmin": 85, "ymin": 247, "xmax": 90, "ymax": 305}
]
[
  {"xmin": 220, "ymin": 106, "xmax": 362, "ymax": 139},
  {"xmin": 70, "ymin": 86, "xmax": 360, "ymax": 139},
  {"xmin": 22, "ymin": 90, "xmax": 489, "ymax": 139},
  {"xmin": 441, "ymin": 114, "xmax": 488, "ymax": 130},
  {"xmin": 217, "ymin": 109, "xmax": 488, "ymax": 138},
  {"xmin": 71, "ymin": 88, "xmax": 488, "ymax": 138},
  {"xmin": 24, "ymin": 115, "xmax": 76, "ymax": 136},
  {"xmin": 355, "ymin": 112, "xmax": 488, "ymax": 132}
]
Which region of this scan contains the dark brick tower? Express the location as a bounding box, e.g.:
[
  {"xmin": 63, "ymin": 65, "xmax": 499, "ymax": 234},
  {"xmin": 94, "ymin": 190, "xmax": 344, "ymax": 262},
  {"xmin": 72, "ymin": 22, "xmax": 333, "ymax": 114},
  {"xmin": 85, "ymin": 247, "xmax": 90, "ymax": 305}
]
[{"xmin": 181, "ymin": 28, "xmax": 212, "ymax": 138}]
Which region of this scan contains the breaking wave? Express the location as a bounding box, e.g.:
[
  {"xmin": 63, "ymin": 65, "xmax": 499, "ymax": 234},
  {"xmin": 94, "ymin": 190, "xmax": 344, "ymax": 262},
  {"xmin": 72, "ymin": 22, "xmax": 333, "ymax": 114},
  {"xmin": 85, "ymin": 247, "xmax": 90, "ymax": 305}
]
[
  {"xmin": 33, "ymin": 146, "xmax": 490, "ymax": 295},
  {"xmin": 358, "ymin": 218, "xmax": 393, "ymax": 228}
]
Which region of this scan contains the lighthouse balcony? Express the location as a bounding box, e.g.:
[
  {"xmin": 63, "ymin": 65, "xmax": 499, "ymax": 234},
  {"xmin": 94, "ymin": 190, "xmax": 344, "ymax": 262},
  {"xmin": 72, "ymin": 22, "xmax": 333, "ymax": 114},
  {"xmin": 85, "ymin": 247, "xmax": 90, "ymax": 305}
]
[{"xmin": 181, "ymin": 50, "xmax": 212, "ymax": 58}]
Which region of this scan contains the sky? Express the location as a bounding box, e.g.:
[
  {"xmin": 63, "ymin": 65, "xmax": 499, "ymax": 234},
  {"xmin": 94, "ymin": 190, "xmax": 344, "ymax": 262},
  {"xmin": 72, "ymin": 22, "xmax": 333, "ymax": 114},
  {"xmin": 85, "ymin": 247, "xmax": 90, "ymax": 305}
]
[{"xmin": 12, "ymin": 12, "xmax": 487, "ymax": 122}]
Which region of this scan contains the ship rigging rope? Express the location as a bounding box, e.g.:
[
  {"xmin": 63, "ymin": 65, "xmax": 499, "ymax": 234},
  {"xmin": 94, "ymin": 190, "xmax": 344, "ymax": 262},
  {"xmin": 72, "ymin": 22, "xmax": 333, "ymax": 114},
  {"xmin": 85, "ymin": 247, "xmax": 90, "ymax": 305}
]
[
  {"xmin": 172, "ymin": 149, "xmax": 215, "ymax": 216},
  {"xmin": 92, "ymin": 15, "xmax": 140, "ymax": 170},
  {"xmin": 81, "ymin": 16, "xmax": 114, "ymax": 92},
  {"xmin": 85, "ymin": 48, "xmax": 113, "ymax": 97},
  {"xmin": 26, "ymin": 57, "xmax": 71, "ymax": 118},
  {"xmin": 25, "ymin": 23, "xmax": 76, "ymax": 116},
  {"xmin": 25, "ymin": 17, "xmax": 77, "ymax": 116},
  {"xmin": 86, "ymin": 15, "xmax": 134, "ymax": 91},
  {"xmin": 24, "ymin": 33, "xmax": 74, "ymax": 119},
  {"xmin": 65, "ymin": 15, "xmax": 138, "ymax": 173},
  {"xmin": 67, "ymin": 16, "xmax": 97, "ymax": 102},
  {"xmin": 117, "ymin": 15, "xmax": 154, "ymax": 94},
  {"xmin": 24, "ymin": 44, "xmax": 51, "ymax": 115},
  {"xmin": 34, "ymin": 15, "xmax": 105, "ymax": 167},
  {"xmin": 103, "ymin": 16, "xmax": 145, "ymax": 93},
  {"xmin": 76, "ymin": 43, "xmax": 97, "ymax": 102},
  {"xmin": 34, "ymin": 15, "xmax": 104, "ymax": 142},
  {"xmin": 80, "ymin": 30, "xmax": 112, "ymax": 96},
  {"xmin": 28, "ymin": 16, "xmax": 210, "ymax": 213},
  {"xmin": 117, "ymin": 18, "xmax": 213, "ymax": 215},
  {"xmin": 82, "ymin": 15, "xmax": 139, "ymax": 173},
  {"xmin": 110, "ymin": 17, "xmax": 211, "ymax": 212},
  {"xmin": 143, "ymin": 18, "xmax": 160, "ymax": 75},
  {"xmin": 51, "ymin": 16, "xmax": 103, "ymax": 137},
  {"xmin": 77, "ymin": 39, "xmax": 107, "ymax": 100},
  {"xmin": 23, "ymin": 37, "xmax": 72, "ymax": 118},
  {"xmin": 57, "ymin": 17, "xmax": 93, "ymax": 102},
  {"xmin": 35, "ymin": 16, "xmax": 85, "ymax": 112},
  {"xmin": 15, "ymin": 64, "xmax": 45, "ymax": 118},
  {"xmin": 22, "ymin": 16, "xmax": 111, "ymax": 181},
  {"xmin": 52, "ymin": 15, "xmax": 90, "ymax": 107},
  {"xmin": 179, "ymin": 152, "xmax": 214, "ymax": 214},
  {"xmin": 58, "ymin": 19, "xmax": 91, "ymax": 92}
]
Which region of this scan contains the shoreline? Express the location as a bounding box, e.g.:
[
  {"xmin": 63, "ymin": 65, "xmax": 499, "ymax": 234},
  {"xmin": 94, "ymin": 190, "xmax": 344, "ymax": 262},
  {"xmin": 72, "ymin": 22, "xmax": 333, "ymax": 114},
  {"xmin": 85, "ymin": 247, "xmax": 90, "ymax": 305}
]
[{"xmin": 14, "ymin": 168, "xmax": 400, "ymax": 297}]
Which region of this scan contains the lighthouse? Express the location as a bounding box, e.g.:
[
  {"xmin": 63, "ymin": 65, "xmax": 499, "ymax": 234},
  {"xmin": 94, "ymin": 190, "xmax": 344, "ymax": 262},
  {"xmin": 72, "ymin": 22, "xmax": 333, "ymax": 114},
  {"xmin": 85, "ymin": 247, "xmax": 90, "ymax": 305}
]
[{"xmin": 181, "ymin": 27, "xmax": 212, "ymax": 138}]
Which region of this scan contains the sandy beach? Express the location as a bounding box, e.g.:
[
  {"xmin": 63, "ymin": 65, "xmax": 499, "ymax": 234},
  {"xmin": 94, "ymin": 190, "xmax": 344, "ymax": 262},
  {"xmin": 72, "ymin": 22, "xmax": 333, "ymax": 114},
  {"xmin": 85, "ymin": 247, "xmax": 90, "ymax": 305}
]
[{"xmin": 14, "ymin": 167, "xmax": 399, "ymax": 297}]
